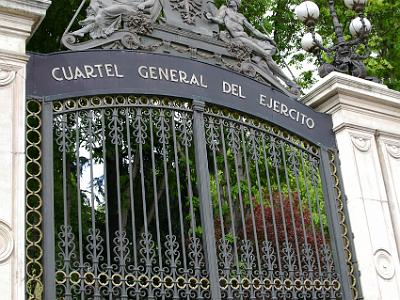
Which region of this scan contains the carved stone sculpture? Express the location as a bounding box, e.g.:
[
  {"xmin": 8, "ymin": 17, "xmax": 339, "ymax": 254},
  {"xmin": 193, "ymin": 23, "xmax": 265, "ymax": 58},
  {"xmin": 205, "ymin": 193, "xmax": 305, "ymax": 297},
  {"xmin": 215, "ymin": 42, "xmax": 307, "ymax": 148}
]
[
  {"xmin": 71, "ymin": 0, "xmax": 159, "ymax": 39},
  {"xmin": 62, "ymin": 0, "xmax": 301, "ymax": 98},
  {"xmin": 170, "ymin": 0, "xmax": 202, "ymax": 24},
  {"xmin": 206, "ymin": 0, "xmax": 300, "ymax": 95}
]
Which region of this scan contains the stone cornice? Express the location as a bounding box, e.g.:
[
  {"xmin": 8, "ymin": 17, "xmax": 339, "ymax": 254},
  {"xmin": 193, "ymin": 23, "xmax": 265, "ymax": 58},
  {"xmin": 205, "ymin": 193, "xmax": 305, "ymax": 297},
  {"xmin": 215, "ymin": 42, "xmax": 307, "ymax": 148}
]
[
  {"xmin": 0, "ymin": 0, "xmax": 51, "ymax": 34},
  {"xmin": 301, "ymin": 72, "xmax": 400, "ymax": 112}
]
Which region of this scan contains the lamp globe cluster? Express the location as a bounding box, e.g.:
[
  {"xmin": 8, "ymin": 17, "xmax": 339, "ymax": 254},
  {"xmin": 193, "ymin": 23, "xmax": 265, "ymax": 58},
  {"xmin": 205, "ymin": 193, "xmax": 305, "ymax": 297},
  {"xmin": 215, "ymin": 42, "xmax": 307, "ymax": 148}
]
[{"xmin": 295, "ymin": 0, "xmax": 371, "ymax": 52}]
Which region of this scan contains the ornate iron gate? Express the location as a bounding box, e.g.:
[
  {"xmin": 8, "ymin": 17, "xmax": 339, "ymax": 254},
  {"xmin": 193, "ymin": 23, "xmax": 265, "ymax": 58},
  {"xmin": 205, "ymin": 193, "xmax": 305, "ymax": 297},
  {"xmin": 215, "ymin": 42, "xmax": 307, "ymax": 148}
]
[{"xmin": 26, "ymin": 94, "xmax": 360, "ymax": 299}]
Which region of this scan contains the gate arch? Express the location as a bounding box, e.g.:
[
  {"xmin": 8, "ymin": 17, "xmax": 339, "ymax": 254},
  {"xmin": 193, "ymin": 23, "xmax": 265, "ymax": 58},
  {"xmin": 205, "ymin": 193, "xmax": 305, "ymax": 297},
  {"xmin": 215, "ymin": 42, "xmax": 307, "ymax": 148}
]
[{"xmin": 26, "ymin": 52, "xmax": 360, "ymax": 300}]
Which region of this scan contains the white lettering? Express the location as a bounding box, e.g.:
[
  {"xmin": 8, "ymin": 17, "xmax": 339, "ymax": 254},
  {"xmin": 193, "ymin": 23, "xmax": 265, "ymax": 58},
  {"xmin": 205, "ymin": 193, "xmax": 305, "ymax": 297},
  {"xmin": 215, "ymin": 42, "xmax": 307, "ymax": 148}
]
[
  {"xmin": 179, "ymin": 70, "xmax": 189, "ymax": 84},
  {"xmin": 200, "ymin": 75, "xmax": 208, "ymax": 88},
  {"xmin": 62, "ymin": 67, "xmax": 74, "ymax": 81},
  {"xmin": 52, "ymin": 68, "xmax": 63, "ymax": 81},
  {"xmin": 300, "ymin": 113, "xmax": 307, "ymax": 124},
  {"xmin": 190, "ymin": 74, "xmax": 200, "ymax": 86},
  {"xmin": 170, "ymin": 69, "xmax": 178, "ymax": 82},
  {"xmin": 159, "ymin": 68, "xmax": 169, "ymax": 80},
  {"xmin": 288, "ymin": 109, "xmax": 297, "ymax": 120},
  {"xmin": 114, "ymin": 64, "xmax": 124, "ymax": 78},
  {"xmin": 149, "ymin": 67, "xmax": 158, "ymax": 79},
  {"xmin": 273, "ymin": 100, "xmax": 280, "ymax": 113},
  {"xmin": 280, "ymin": 103, "xmax": 289, "ymax": 116},
  {"xmin": 259, "ymin": 94, "xmax": 267, "ymax": 106},
  {"xmin": 104, "ymin": 64, "xmax": 115, "ymax": 77},
  {"xmin": 74, "ymin": 67, "xmax": 87, "ymax": 80},
  {"xmin": 223, "ymin": 81, "xmax": 246, "ymax": 99},
  {"xmin": 223, "ymin": 81, "xmax": 232, "ymax": 94},
  {"xmin": 94, "ymin": 65, "xmax": 104, "ymax": 78},
  {"xmin": 136, "ymin": 65, "xmax": 208, "ymax": 88},
  {"xmin": 84, "ymin": 65, "xmax": 97, "ymax": 78},
  {"xmin": 138, "ymin": 66, "xmax": 149, "ymax": 78},
  {"xmin": 306, "ymin": 118, "xmax": 315, "ymax": 129}
]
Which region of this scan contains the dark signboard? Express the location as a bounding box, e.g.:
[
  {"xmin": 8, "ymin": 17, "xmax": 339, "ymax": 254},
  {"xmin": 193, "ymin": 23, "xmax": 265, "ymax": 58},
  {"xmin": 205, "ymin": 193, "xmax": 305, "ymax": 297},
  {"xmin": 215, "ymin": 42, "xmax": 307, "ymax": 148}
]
[{"xmin": 27, "ymin": 50, "xmax": 335, "ymax": 148}]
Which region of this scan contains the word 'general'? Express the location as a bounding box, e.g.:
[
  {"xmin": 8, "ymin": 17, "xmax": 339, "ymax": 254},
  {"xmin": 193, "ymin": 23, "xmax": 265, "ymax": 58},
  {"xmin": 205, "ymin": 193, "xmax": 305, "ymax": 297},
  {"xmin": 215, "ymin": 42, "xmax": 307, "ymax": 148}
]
[{"xmin": 138, "ymin": 66, "xmax": 208, "ymax": 88}]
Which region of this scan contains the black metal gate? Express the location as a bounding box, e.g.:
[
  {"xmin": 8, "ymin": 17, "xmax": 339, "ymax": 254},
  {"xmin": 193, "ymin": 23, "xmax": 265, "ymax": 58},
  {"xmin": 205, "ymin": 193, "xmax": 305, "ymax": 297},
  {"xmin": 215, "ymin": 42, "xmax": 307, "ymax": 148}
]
[{"xmin": 26, "ymin": 94, "xmax": 360, "ymax": 299}]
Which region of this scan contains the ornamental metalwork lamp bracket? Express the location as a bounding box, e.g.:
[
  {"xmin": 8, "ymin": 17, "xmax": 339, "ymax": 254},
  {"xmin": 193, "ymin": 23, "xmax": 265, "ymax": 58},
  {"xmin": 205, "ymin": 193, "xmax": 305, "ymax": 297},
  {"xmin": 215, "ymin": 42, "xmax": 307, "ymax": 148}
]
[{"xmin": 295, "ymin": 0, "xmax": 378, "ymax": 81}]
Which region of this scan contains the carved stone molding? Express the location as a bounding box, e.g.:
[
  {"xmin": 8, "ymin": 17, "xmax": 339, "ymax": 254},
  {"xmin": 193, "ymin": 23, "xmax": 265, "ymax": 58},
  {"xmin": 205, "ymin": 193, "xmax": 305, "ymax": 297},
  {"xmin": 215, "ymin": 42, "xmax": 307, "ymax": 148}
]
[
  {"xmin": 351, "ymin": 134, "xmax": 372, "ymax": 152},
  {"xmin": 386, "ymin": 143, "xmax": 400, "ymax": 159},
  {"xmin": 374, "ymin": 249, "xmax": 395, "ymax": 280},
  {"xmin": 0, "ymin": 67, "xmax": 17, "ymax": 86},
  {"xmin": 0, "ymin": 221, "xmax": 14, "ymax": 262}
]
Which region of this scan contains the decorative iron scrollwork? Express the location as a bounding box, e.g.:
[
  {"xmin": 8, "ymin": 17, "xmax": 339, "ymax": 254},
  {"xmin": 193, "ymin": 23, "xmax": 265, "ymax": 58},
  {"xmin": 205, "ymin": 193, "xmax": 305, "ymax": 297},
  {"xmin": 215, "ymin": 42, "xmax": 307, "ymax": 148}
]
[{"xmin": 29, "ymin": 95, "xmax": 359, "ymax": 299}]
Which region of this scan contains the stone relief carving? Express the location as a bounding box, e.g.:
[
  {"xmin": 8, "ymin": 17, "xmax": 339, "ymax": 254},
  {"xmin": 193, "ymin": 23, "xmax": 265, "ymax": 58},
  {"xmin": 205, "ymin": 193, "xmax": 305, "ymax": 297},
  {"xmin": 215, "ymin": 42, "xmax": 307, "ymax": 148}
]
[
  {"xmin": 386, "ymin": 143, "xmax": 400, "ymax": 159},
  {"xmin": 170, "ymin": 0, "xmax": 202, "ymax": 24},
  {"xmin": 0, "ymin": 221, "xmax": 14, "ymax": 263},
  {"xmin": 62, "ymin": 0, "xmax": 300, "ymax": 98},
  {"xmin": 205, "ymin": 0, "xmax": 300, "ymax": 95},
  {"xmin": 0, "ymin": 67, "xmax": 17, "ymax": 86},
  {"xmin": 71, "ymin": 0, "xmax": 159, "ymax": 39},
  {"xmin": 351, "ymin": 134, "xmax": 371, "ymax": 152},
  {"xmin": 374, "ymin": 249, "xmax": 395, "ymax": 280},
  {"xmin": 64, "ymin": 0, "xmax": 161, "ymax": 49}
]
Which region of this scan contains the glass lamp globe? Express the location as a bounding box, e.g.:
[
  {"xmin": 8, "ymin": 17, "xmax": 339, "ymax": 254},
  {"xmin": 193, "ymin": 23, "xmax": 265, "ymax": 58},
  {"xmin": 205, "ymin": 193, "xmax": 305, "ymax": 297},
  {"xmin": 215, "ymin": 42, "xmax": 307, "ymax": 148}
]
[
  {"xmin": 344, "ymin": 0, "xmax": 367, "ymax": 11},
  {"xmin": 349, "ymin": 17, "xmax": 371, "ymax": 37},
  {"xmin": 301, "ymin": 32, "xmax": 323, "ymax": 52},
  {"xmin": 295, "ymin": 1, "xmax": 320, "ymax": 24}
]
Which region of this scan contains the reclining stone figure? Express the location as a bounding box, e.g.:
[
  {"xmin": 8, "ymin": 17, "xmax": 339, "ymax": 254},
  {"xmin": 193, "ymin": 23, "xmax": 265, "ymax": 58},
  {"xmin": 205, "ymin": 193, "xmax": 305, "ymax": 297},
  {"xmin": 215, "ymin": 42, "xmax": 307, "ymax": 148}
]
[
  {"xmin": 206, "ymin": 0, "xmax": 300, "ymax": 95},
  {"xmin": 72, "ymin": 0, "xmax": 158, "ymax": 39}
]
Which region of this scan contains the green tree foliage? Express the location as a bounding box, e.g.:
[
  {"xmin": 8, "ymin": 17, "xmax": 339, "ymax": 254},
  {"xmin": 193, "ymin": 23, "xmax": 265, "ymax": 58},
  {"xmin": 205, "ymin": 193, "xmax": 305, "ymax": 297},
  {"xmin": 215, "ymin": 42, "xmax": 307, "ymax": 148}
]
[
  {"xmin": 209, "ymin": 0, "xmax": 400, "ymax": 90},
  {"xmin": 28, "ymin": 0, "xmax": 400, "ymax": 90},
  {"xmin": 28, "ymin": 0, "xmax": 82, "ymax": 53}
]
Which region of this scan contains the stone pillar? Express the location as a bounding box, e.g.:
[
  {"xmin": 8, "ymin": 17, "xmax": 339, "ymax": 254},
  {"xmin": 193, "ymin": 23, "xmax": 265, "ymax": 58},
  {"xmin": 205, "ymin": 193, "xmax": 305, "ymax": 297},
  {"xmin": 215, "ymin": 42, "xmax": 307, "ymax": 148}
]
[
  {"xmin": 0, "ymin": 1, "xmax": 50, "ymax": 298},
  {"xmin": 303, "ymin": 72, "xmax": 400, "ymax": 299}
]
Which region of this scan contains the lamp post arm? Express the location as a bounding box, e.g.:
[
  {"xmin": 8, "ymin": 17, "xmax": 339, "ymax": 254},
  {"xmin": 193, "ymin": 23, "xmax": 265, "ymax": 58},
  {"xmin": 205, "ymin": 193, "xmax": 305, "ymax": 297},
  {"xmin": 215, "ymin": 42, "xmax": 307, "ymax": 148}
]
[
  {"xmin": 328, "ymin": 0, "xmax": 345, "ymax": 43},
  {"xmin": 311, "ymin": 33, "xmax": 334, "ymax": 53}
]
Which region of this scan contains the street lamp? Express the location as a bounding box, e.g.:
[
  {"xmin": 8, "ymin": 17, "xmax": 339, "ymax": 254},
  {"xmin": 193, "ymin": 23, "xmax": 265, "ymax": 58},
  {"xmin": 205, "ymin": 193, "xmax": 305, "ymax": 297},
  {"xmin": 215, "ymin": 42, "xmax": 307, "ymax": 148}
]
[{"xmin": 295, "ymin": 0, "xmax": 374, "ymax": 79}]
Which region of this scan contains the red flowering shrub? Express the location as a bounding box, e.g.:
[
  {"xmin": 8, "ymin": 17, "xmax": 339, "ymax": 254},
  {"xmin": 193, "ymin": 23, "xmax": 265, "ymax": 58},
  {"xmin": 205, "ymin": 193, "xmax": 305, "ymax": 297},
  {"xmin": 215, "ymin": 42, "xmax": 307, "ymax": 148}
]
[
  {"xmin": 214, "ymin": 192, "xmax": 324, "ymax": 251},
  {"xmin": 245, "ymin": 192, "xmax": 324, "ymax": 249}
]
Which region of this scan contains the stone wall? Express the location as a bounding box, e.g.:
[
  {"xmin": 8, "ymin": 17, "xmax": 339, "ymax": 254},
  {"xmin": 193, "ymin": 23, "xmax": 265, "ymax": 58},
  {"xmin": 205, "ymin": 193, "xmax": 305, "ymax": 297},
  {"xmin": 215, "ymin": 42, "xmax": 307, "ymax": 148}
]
[
  {"xmin": 0, "ymin": 1, "xmax": 50, "ymax": 298},
  {"xmin": 303, "ymin": 72, "xmax": 400, "ymax": 299}
]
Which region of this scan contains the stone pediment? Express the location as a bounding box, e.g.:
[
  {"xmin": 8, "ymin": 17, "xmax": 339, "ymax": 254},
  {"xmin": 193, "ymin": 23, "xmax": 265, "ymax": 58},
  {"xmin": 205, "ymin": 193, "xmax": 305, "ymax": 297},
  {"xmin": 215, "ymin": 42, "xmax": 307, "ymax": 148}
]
[{"xmin": 62, "ymin": 0, "xmax": 300, "ymax": 98}]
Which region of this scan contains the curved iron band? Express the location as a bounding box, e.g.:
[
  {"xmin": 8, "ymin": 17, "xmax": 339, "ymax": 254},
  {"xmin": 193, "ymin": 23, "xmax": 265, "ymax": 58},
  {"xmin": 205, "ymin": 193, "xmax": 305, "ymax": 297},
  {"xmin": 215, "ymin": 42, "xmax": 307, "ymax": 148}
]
[{"xmin": 27, "ymin": 50, "xmax": 335, "ymax": 149}]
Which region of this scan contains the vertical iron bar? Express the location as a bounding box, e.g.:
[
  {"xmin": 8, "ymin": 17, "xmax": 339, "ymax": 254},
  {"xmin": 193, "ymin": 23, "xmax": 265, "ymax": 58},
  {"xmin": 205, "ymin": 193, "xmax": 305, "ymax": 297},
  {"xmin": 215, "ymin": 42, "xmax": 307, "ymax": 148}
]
[
  {"xmin": 42, "ymin": 100, "xmax": 56, "ymax": 300},
  {"xmin": 101, "ymin": 109, "xmax": 113, "ymax": 300},
  {"xmin": 74, "ymin": 112, "xmax": 85, "ymax": 300},
  {"xmin": 300, "ymin": 152, "xmax": 322, "ymax": 275},
  {"xmin": 112, "ymin": 108, "xmax": 127, "ymax": 299},
  {"xmin": 240, "ymin": 127, "xmax": 261, "ymax": 279},
  {"xmin": 88, "ymin": 110, "xmax": 101, "ymax": 299},
  {"xmin": 281, "ymin": 144, "xmax": 303, "ymax": 276},
  {"xmin": 125, "ymin": 109, "xmax": 139, "ymax": 299},
  {"xmin": 333, "ymin": 149, "xmax": 363, "ymax": 300},
  {"xmin": 192, "ymin": 100, "xmax": 221, "ymax": 300},
  {"xmin": 319, "ymin": 148, "xmax": 352, "ymax": 300},
  {"xmin": 171, "ymin": 116, "xmax": 189, "ymax": 277},
  {"xmin": 149, "ymin": 109, "xmax": 163, "ymax": 268},
  {"xmin": 61, "ymin": 113, "xmax": 72, "ymax": 299},
  {"xmin": 220, "ymin": 121, "xmax": 240, "ymax": 276},
  {"xmin": 261, "ymin": 134, "xmax": 282, "ymax": 277}
]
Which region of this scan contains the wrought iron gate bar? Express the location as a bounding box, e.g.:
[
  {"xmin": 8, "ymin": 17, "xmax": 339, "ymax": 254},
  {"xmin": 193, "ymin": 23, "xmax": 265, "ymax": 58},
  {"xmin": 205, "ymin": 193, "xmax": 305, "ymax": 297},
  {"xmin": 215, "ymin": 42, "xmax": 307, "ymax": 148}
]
[
  {"xmin": 26, "ymin": 99, "xmax": 45, "ymax": 299},
  {"xmin": 202, "ymin": 106, "xmax": 341, "ymax": 299},
  {"xmin": 25, "ymin": 94, "xmax": 360, "ymax": 299},
  {"xmin": 204, "ymin": 106, "xmax": 320, "ymax": 158},
  {"xmin": 51, "ymin": 96, "xmax": 194, "ymax": 115},
  {"xmin": 329, "ymin": 152, "xmax": 360, "ymax": 300}
]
